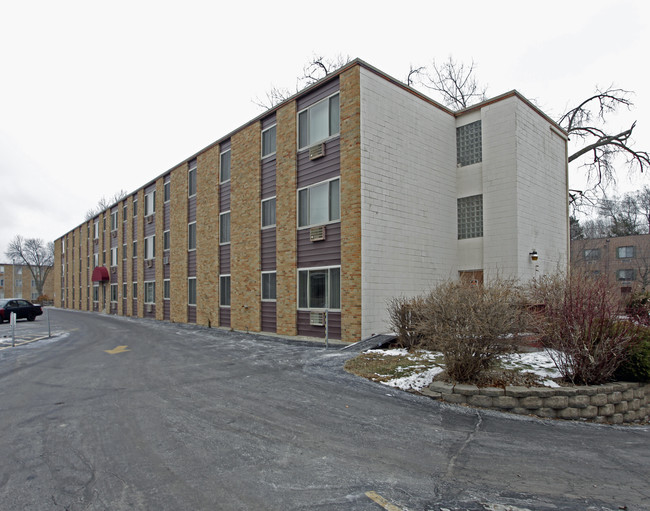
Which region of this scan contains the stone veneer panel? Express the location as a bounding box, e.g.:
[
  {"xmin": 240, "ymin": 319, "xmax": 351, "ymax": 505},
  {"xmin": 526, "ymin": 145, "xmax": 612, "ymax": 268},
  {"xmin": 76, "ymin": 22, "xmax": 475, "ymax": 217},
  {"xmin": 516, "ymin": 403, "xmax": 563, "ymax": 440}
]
[
  {"xmin": 155, "ymin": 177, "xmax": 165, "ymax": 321},
  {"xmin": 275, "ymin": 101, "xmax": 298, "ymax": 336},
  {"xmin": 170, "ymin": 164, "xmax": 188, "ymax": 323},
  {"xmin": 196, "ymin": 147, "xmax": 220, "ymax": 327},
  {"xmin": 135, "ymin": 189, "xmax": 145, "ymax": 316},
  {"xmin": 339, "ymin": 66, "xmax": 362, "ymax": 343},
  {"xmin": 231, "ymin": 123, "xmax": 262, "ymax": 332},
  {"xmin": 125, "ymin": 197, "xmax": 134, "ymax": 316}
]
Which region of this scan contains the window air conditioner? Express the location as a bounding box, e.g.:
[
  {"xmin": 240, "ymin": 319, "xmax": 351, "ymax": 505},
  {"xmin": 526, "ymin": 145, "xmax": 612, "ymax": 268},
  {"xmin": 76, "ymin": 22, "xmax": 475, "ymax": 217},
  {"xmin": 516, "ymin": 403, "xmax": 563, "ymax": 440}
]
[
  {"xmin": 309, "ymin": 225, "xmax": 326, "ymax": 242},
  {"xmin": 146, "ymin": 259, "xmax": 153, "ymax": 268},
  {"xmin": 146, "ymin": 304, "xmax": 153, "ymax": 313},
  {"xmin": 146, "ymin": 215, "xmax": 153, "ymax": 224},
  {"xmin": 163, "ymin": 256, "xmax": 170, "ymax": 265},
  {"xmin": 309, "ymin": 143, "xmax": 325, "ymax": 160},
  {"xmin": 310, "ymin": 311, "xmax": 325, "ymax": 326}
]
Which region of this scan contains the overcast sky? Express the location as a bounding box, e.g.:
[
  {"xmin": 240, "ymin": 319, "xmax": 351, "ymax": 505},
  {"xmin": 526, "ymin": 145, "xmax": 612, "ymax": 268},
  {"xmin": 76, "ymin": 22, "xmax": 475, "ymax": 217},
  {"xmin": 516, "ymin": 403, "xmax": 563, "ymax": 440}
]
[{"xmin": 1, "ymin": 0, "xmax": 649, "ymax": 259}]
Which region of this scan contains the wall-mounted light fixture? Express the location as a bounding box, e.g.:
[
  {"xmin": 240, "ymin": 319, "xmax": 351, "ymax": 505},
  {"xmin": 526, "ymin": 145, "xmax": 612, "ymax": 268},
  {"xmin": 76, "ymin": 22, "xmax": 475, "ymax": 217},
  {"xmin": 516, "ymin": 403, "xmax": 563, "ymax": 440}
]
[{"xmin": 529, "ymin": 249, "xmax": 539, "ymax": 261}]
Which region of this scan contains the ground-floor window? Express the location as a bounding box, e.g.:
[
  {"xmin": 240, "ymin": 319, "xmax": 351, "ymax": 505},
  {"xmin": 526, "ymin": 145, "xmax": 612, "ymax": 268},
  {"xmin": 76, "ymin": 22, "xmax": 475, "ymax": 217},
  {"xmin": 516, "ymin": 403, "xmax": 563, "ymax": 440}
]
[
  {"xmin": 163, "ymin": 279, "xmax": 170, "ymax": 300},
  {"xmin": 220, "ymin": 275, "xmax": 231, "ymax": 306},
  {"xmin": 144, "ymin": 281, "xmax": 155, "ymax": 304},
  {"xmin": 261, "ymin": 271, "xmax": 276, "ymax": 301},
  {"xmin": 298, "ymin": 266, "xmax": 340, "ymax": 310},
  {"xmin": 93, "ymin": 284, "xmax": 99, "ymax": 302},
  {"xmin": 110, "ymin": 283, "xmax": 118, "ymax": 302}
]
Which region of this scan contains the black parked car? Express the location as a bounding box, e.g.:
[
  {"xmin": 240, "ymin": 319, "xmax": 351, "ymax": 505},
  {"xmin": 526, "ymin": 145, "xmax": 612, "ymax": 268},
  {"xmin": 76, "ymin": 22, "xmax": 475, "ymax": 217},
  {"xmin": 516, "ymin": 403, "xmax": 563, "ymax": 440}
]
[{"xmin": 0, "ymin": 298, "xmax": 43, "ymax": 323}]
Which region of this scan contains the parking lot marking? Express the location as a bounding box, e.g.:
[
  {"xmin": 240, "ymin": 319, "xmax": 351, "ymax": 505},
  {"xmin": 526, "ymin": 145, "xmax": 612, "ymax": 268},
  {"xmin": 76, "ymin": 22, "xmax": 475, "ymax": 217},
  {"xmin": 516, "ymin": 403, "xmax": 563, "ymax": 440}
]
[
  {"xmin": 365, "ymin": 491, "xmax": 403, "ymax": 511},
  {"xmin": 104, "ymin": 345, "xmax": 130, "ymax": 354}
]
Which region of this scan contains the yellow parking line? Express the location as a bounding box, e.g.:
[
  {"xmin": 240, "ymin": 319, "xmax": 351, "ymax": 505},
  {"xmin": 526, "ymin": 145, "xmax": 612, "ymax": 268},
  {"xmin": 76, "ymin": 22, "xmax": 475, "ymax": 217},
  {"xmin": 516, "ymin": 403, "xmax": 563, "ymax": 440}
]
[
  {"xmin": 365, "ymin": 491, "xmax": 404, "ymax": 511},
  {"xmin": 0, "ymin": 334, "xmax": 56, "ymax": 350}
]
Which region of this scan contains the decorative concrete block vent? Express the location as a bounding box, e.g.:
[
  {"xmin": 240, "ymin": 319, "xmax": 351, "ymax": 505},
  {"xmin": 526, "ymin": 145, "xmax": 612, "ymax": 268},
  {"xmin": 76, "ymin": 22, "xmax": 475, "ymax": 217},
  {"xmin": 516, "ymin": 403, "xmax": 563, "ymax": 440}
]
[{"xmin": 423, "ymin": 381, "xmax": 650, "ymax": 424}]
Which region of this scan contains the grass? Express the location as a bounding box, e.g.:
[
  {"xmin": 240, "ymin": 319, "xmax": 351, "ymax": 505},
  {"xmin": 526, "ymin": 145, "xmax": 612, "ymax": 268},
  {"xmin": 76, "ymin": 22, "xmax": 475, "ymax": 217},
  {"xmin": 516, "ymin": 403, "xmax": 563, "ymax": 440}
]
[{"xmin": 343, "ymin": 349, "xmax": 444, "ymax": 385}]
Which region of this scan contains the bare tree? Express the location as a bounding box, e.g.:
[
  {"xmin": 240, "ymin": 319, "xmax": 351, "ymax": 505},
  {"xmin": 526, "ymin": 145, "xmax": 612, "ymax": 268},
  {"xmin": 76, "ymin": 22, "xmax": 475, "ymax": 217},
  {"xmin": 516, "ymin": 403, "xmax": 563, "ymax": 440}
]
[
  {"xmin": 253, "ymin": 54, "xmax": 352, "ymax": 110},
  {"xmin": 85, "ymin": 189, "xmax": 129, "ymax": 220},
  {"xmin": 5, "ymin": 235, "xmax": 54, "ymax": 298},
  {"xmin": 558, "ymin": 87, "xmax": 650, "ymax": 199},
  {"xmin": 409, "ymin": 57, "xmax": 488, "ymax": 110}
]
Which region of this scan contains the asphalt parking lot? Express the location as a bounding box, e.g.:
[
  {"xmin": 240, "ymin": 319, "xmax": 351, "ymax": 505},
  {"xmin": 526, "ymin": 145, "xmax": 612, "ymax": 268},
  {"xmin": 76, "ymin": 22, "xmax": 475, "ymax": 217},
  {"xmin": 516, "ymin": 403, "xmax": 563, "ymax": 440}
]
[{"xmin": 0, "ymin": 308, "xmax": 65, "ymax": 348}]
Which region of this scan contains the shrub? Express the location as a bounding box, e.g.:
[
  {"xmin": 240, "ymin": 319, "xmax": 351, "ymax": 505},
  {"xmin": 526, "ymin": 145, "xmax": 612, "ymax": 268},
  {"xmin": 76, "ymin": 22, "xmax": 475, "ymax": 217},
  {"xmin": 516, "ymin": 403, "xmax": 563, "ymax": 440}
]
[
  {"xmin": 615, "ymin": 327, "xmax": 650, "ymax": 382},
  {"xmin": 418, "ymin": 279, "xmax": 527, "ymax": 382},
  {"xmin": 529, "ymin": 271, "xmax": 639, "ymax": 385},
  {"xmin": 625, "ymin": 291, "xmax": 650, "ymax": 326},
  {"xmin": 387, "ymin": 296, "xmax": 428, "ymax": 349}
]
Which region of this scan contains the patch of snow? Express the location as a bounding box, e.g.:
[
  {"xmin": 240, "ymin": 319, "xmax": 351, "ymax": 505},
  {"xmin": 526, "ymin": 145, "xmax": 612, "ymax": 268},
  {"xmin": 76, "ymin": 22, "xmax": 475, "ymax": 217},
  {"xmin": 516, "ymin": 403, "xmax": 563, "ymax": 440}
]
[{"xmin": 381, "ymin": 366, "xmax": 444, "ymax": 391}]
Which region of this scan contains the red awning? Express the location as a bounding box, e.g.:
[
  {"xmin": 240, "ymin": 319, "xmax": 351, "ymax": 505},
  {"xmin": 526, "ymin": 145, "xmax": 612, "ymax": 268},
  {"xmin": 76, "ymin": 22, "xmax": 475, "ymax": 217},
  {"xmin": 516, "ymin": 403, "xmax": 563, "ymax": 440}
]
[{"xmin": 91, "ymin": 266, "xmax": 110, "ymax": 282}]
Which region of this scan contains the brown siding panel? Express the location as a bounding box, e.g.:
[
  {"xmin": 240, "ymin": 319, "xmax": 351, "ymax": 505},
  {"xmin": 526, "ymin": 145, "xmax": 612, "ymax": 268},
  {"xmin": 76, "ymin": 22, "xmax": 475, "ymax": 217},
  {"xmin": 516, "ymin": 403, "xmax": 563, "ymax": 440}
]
[
  {"xmin": 297, "ymin": 77, "xmax": 339, "ymax": 110},
  {"xmin": 220, "ymin": 181, "xmax": 231, "ymax": 212},
  {"xmin": 261, "ymin": 301, "xmax": 276, "ymax": 332},
  {"xmin": 219, "ymin": 308, "xmax": 231, "ymax": 327},
  {"xmin": 188, "ymin": 251, "xmax": 196, "ymax": 277},
  {"xmin": 188, "ymin": 306, "xmax": 196, "ymax": 324},
  {"xmin": 297, "ymin": 223, "xmax": 341, "ymax": 268},
  {"xmin": 219, "ymin": 244, "xmax": 230, "ymax": 274},
  {"xmin": 188, "ymin": 196, "xmax": 197, "ymax": 223},
  {"xmin": 261, "ymin": 157, "xmax": 276, "ymax": 199},
  {"xmin": 297, "ymin": 138, "xmax": 340, "ymax": 189},
  {"xmin": 261, "ymin": 228, "xmax": 277, "ymax": 271},
  {"xmin": 297, "ymin": 311, "xmax": 341, "ymax": 339}
]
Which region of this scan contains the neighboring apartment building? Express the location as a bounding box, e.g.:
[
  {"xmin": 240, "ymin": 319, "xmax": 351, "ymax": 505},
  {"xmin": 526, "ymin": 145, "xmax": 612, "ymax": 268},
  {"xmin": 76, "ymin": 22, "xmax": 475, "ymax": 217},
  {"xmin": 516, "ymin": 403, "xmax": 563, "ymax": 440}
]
[
  {"xmin": 0, "ymin": 263, "xmax": 54, "ymax": 301},
  {"xmin": 54, "ymin": 59, "xmax": 569, "ymax": 343},
  {"xmin": 571, "ymin": 234, "xmax": 650, "ymax": 296}
]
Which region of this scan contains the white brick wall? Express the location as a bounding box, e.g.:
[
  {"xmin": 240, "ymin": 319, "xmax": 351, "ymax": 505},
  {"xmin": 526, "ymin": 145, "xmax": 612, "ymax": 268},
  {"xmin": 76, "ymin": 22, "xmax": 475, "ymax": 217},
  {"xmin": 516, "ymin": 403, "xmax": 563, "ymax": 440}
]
[{"xmin": 359, "ymin": 69, "xmax": 457, "ymax": 337}]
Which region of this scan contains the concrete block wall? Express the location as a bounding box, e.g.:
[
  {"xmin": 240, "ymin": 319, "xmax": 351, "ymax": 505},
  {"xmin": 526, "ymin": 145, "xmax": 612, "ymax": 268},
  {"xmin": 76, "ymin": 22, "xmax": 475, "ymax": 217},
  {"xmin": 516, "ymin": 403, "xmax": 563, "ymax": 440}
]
[
  {"xmin": 155, "ymin": 176, "xmax": 166, "ymax": 321},
  {"xmin": 358, "ymin": 67, "xmax": 457, "ymax": 338},
  {"xmin": 231, "ymin": 123, "xmax": 262, "ymax": 333},
  {"xmin": 125, "ymin": 195, "xmax": 134, "ymax": 317},
  {"xmin": 426, "ymin": 381, "xmax": 649, "ymax": 424}
]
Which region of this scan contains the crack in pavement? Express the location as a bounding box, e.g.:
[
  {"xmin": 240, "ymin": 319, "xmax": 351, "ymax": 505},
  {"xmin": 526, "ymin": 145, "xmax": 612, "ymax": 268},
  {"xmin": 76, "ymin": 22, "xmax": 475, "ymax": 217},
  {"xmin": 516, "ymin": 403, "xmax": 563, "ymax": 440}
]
[{"xmin": 445, "ymin": 410, "xmax": 483, "ymax": 479}]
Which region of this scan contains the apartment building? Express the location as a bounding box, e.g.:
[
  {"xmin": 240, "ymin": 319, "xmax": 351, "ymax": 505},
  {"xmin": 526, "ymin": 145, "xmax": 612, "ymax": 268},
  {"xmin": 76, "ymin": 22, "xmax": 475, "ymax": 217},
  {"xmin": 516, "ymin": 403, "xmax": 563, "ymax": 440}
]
[
  {"xmin": 0, "ymin": 263, "xmax": 54, "ymax": 301},
  {"xmin": 571, "ymin": 234, "xmax": 650, "ymax": 296},
  {"xmin": 54, "ymin": 59, "xmax": 569, "ymax": 343}
]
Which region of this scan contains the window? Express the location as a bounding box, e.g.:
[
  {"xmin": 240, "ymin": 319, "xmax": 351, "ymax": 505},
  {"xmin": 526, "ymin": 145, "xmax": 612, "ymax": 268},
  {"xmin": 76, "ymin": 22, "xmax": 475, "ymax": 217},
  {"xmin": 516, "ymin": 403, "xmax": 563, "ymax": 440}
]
[
  {"xmin": 163, "ymin": 230, "xmax": 170, "ymax": 251},
  {"xmin": 163, "ymin": 279, "xmax": 170, "ymax": 300},
  {"xmin": 93, "ymin": 253, "xmax": 98, "ymax": 267},
  {"xmin": 144, "ymin": 281, "xmax": 155, "ymax": 304},
  {"xmin": 111, "ymin": 210, "xmax": 118, "ymax": 231},
  {"xmin": 261, "ymin": 272, "xmax": 276, "ymax": 301},
  {"xmin": 220, "ymin": 149, "xmax": 231, "ymax": 183},
  {"xmin": 298, "ymin": 178, "xmax": 340, "ymax": 228},
  {"xmin": 133, "ymin": 240, "xmax": 137, "ymax": 258},
  {"xmin": 261, "ymin": 197, "xmax": 276, "ymax": 228},
  {"xmin": 133, "ymin": 282, "xmax": 138, "ymax": 298},
  {"xmin": 144, "ymin": 235, "xmax": 155, "ymax": 260},
  {"xmin": 298, "ymin": 267, "xmax": 340, "ymax": 310},
  {"xmin": 123, "ymin": 203, "xmax": 127, "ymax": 221},
  {"xmin": 144, "ymin": 190, "xmax": 156, "ymax": 216},
  {"xmin": 93, "ymin": 284, "xmax": 99, "ymax": 302},
  {"xmin": 617, "ymin": 269, "xmax": 635, "ymax": 281},
  {"xmin": 220, "ymin": 212, "xmax": 231, "ymax": 244},
  {"xmin": 123, "ymin": 243, "xmax": 127, "ymax": 260},
  {"xmin": 584, "ymin": 248, "xmax": 600, "ymax": 261},
  {"xmin": 164, "ymin": 181, "xmax": 170, "ymax": 202},
  {"xmin": 457, "ymin": 194, "xmax": 483, "ymax": 239},
  {"xmin": 110, "ymin": 247, "xmax": 118, "ymax": 267},
  {"xmin": 298, "ymin": 93, "xmax": 340, "ymax": 149},
  {"xmin": 133, "ymin": 198, "xmax": 138, "ymax": 216},
  {"xmin": 110, "ymin": 283, "xmax": 118, "ymax": 303},
  {"xmin": 188, "ymin": 277, "xmax": 197, "ymax": 305},
  {"xmin": 617, "ymin": 246, "xmax": 635, "ymax": 259},
  {"xmin": 261, "ymin": 124, "xmax": 277, "ymax": 157},
  {"xmin": 188, "ymin": 222, "xmax": 197, "ymax": 250},
  {"xmin": 188, "ymin": 160, "xmax": 197, "ymax": 197},
  {"xmin": 220, "ymin": 275, "xmax": 231, "ymax": 306},
  {"xmin": 123, "ymin": 282, "xmax": 127, "ymax": 299},
  {"xmin": 93, "ymin": 221, "xmax": 99, "ymax": 239},
  {"xmin": 457, "ymin": 120, "xmax": 482, "ymax": 167}
]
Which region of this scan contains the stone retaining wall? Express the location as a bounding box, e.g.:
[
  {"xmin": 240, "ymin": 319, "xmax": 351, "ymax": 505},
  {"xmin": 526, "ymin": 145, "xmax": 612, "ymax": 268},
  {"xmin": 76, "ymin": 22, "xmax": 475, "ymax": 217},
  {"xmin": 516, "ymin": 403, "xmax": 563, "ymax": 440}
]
[{"xmin": 422, "ymin": 381, "xmax": 650, "ymax": 424}]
